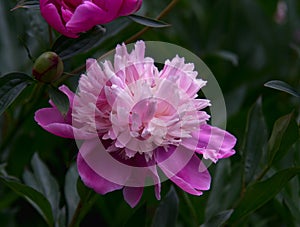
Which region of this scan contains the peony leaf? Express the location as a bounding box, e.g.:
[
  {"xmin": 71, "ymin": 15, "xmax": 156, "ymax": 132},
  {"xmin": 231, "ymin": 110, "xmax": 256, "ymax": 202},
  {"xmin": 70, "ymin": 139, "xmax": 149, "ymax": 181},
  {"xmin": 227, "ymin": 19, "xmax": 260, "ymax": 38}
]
[
  {"xmin": 264, "ymin": 80, "xmax": 300, "ymax": 98},
  {"xmin": 57, "ymin": 206, "xmax": 66, "ymax": 227},
  {"xmin": 48, "ymin": 86, "xmax": 70, "ymax": 116},
  {"xmin": 152, "ymin": 186, "xmax": 179, "ymax": 227},
  {"xmin": 52, "ymin": 25, "xmax": 106, "ymax": 60},
  {"xmin": 0, "ymin": 176, "xmax": 54, "ymax": 226},
  {"xmin": 201, "ymin": 209, "xmax": 234, "ymax": 227},
  {"xmin": 267, "ymin": 112, "xmax": 299, "ymax": 165},
  {"xmin": 212, "ymin": 50, "xmax": 239, "ymax": 66},
  {"xmin": 205, "ymin": 160, "xmax": 242, "ymax": 220},
  {"xmin": 0, "ymin": 72, "xmax": 34, "ymax": 116},
  {"xmin": 23, "ymin": 153, "xmax": 61, "ymax": 223},
  {"xmin": 228, "ymin": 168, "xmax": 300, "ymax": 223},
  {"xmin": 64, "ymin": 164, "xmax": 80, "ymax": 225},
  {"xmin": 242, "ymin": 97, "xmax": 268, "ymax": 185},
  {"xmin": 127, "ymin": 15, "xmax": 170, "ymax": 28}
]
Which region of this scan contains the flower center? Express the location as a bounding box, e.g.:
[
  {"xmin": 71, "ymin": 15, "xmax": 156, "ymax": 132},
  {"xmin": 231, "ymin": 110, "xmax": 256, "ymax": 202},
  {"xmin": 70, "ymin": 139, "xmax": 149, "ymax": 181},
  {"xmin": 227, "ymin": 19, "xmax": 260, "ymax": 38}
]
[{"xmin": 128, "ymin": 97, "xmax": 180, "ymax": 145}]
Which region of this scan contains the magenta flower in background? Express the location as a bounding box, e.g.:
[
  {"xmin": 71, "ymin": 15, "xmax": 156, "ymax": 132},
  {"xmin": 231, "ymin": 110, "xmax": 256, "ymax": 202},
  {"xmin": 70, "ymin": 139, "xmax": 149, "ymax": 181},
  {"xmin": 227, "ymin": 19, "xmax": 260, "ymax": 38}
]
[
  {"xmin": 35, "ymin": 41, "xmax": 237, "ymax": 207},
  {"xmin": 40, "ymin": 0, "xmax": 143, "ymax": 38}
]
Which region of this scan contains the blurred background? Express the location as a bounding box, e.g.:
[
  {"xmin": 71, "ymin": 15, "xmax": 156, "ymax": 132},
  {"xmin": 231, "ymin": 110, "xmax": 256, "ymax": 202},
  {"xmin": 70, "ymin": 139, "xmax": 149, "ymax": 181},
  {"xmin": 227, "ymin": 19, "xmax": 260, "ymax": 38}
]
[{"xmin": 1, "ymin": 0, "xmax": 300, "ymax": 226}]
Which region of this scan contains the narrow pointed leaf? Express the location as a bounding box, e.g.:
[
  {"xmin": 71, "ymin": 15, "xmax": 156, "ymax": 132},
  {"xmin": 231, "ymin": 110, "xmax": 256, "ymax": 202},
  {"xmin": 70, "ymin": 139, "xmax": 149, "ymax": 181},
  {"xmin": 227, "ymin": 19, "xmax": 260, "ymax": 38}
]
[
  {"xmin": 264, "ymin": 80, "xmax": 300, "ymax": 98},
  {"xmin": 0, "ymin": 72, "xmax": 34, "ymax": 115},
  {"xmin": 201, "ymin": 209, "xmax": 234, "ymax": 227},
  {"xmin": 128, "ymin": 15, "xmax": 170, "ymax": 28},
  {"xmin": 242, "ymin": 97, "xmax": 268, "ymax": 184},
  {"xmin": 267, "ymin": 112, "xmax": 298, "ymax": 165},
  {"xmin": 152, "ymin": 186, "xmax": 179, "ymax": 227},
  {"xmin": 0, "ymin": 176, "xmax": 54, "ymax": 226},
  {"xmin": 65, "ymin": 164, "xmax": 80, "ymax": 225},
  {"xmin": 213, "ymin": 50, "xmax": 239, "ymax": 66},
  {"xmin": 52, "ymin": 25, "xmax": 106, "ymax": 60},
  {"xmin": 24, "ymin": 153, "xmax": 60, "ymax": 222},
  {"xmin": 228, "ymin": 168, "xmax": 300, "ymax": 223}
]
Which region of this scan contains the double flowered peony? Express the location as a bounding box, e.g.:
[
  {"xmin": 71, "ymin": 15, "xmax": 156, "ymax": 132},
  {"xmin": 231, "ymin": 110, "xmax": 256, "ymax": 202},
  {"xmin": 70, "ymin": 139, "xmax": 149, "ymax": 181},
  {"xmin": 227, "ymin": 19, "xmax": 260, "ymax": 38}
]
[
  {"xmin": 35, "ymin": 41, "xmax": 236, "ymax": 207},
  {"xmin": 40, "ymin": 0, "xmax": 142, "ymax": 38}
]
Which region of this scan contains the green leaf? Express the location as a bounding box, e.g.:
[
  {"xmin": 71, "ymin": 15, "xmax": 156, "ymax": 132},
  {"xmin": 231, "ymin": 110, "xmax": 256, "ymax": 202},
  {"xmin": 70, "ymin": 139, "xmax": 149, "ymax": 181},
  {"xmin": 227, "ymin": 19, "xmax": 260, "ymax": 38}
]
[
  {"xmin": 267, "ymin": 112, "xmax": 297, "ymax": 165},
  {"xmin": 65, "ymin": 164, "xmax": 80, "ymax": 225},
  {"xmin": 264, "ymin": 80, "xmax": 300, "ymax": 98},
  {"xmin": 124, "ymin": 204, "xmax": 147, "ymax": 227},
  {"xmin": 242, "ymin": 97, "xmax": 268, "ymax": 184},
  {"xmin": 201, "ymin": 209, "xmax": 234, "ymax": 227},
  {"xmin": 52, "ymin": 25, "xmax": 106, "ymax": 60},
  {"xmin": 48, "ymin": 86, "xmax": 70, "ymax": 116},
  {"xmin": 0, "ymin": 72, "xmax": 34, "ymax": 115},
  {"xmin": 127, "ymin": 15, "xmax": 170, "ymax": 28},
  {"xmin": 23, "ymin": 153, "xmax": 60, "ymax": 223},
  {"xmin": 205, "ymin": 160, "xmax": 242, "ymax": 220},
  {"xmin": 56, "ymin": 207, "xmax": 66, "ymax": 227},
  {"xmin": 228, "ymin": 167, "xmax": 300, "ymax": 223},
  {"xmin": 0, "ymin": 176, "xmax": 54, "ymax": 226},
  {"xmin": 212, "ymin": 50, "xmax": 239, "ymax": 66},
  {"xmin": 152, "ymin": 186, "xmax": 179, "ymax": 227}
]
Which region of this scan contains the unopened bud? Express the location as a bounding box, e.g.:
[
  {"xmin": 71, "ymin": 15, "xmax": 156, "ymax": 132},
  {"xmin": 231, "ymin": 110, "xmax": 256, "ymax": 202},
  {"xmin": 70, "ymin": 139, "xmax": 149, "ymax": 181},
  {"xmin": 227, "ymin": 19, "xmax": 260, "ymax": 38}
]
[{"xmin": 32, "ymin": 52, "xmax": 63, "ymax": 83}]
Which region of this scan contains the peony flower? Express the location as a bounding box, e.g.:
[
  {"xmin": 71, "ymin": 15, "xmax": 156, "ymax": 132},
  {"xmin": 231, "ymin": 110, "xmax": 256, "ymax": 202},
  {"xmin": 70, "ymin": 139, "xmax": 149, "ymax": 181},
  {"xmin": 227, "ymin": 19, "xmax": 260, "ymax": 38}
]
[
  {"xmin": 35, "ymin": 41, "xmax": 236, "ymax": 207},
  {"xmin": 40, "ymin": 0, "xmax": 143, "ymax": 38}
]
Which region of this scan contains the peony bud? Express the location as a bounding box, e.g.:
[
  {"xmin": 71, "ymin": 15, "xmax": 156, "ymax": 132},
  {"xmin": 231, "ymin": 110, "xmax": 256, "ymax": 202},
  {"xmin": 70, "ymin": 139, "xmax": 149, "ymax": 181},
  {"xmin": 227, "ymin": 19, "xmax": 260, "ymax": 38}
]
[{"xmin": 32, "ymin": 52, "xmax": 63, "ymax": 83}]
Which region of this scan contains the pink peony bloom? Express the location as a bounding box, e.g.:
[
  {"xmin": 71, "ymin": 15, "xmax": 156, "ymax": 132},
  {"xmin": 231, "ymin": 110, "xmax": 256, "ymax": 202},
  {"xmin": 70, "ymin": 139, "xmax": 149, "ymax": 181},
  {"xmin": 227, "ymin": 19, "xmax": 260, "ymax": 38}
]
[
  {"xmin": 35, "ymin": 41, "xmax": 236, "ymax": 207},
  {"xmin": 40, "ymin": 0, "xmax": 143, "ymax": 38}
]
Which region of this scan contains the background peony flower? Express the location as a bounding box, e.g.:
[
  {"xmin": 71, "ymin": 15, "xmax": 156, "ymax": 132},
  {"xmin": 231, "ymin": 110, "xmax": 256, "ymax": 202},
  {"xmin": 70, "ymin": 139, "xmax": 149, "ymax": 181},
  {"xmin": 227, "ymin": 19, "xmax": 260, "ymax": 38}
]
[
  {"xmin": 40, "ymin": 0, "xmax": 143, "ymax": 38},
  {"xmin": 35, "ymin": 41, "xmax": 237, "ymax": 207}
]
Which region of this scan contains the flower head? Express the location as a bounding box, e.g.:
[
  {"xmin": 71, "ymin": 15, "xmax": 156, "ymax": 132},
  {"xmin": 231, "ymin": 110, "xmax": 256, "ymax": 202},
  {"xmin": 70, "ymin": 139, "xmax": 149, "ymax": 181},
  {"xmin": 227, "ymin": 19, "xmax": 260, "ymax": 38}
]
[
  {"xmin": 40, "ymin": 0, "xmax": 143, "ymax": 38},
  {"xmin": 35, "ymin": 41, "xmax": 236, "ymax": 207}
]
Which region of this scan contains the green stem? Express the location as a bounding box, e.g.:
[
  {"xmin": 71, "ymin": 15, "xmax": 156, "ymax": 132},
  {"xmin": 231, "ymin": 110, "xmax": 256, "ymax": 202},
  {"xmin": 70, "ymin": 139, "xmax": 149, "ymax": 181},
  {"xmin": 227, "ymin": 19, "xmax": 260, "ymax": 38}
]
[{"xmin": 68, "ymin": 190, "xmax": 93, "ymax": 227}]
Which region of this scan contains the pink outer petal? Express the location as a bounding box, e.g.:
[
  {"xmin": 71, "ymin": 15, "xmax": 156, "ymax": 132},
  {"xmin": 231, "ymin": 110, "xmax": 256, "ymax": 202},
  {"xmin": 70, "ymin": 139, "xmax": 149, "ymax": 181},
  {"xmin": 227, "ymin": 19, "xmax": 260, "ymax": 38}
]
[
  {"xmin": 123, "ymin": 187, "xmax": 144, "ymax": 208},
  {"xmin": 118, "ymin": 0, "xmax": 143, "ymax": 16},
  {"xmin": 66, "ymin": 2, "xmax": 109, "ymax": 34},
  {"xmin": 104, "ymin": 0, "xmax": 123, "ymax": 19},
  {"xmin": 39, "ymin": 1, "xmax": 78, "ymax": 38},
  {"xmin": 77, "ymin": 152, "xmax": 123, "ymax": 194},
  {"xmin": 34, "ymin": 108, "xmax": 95, "ymax": 139},
  {"xmin": 181, "ymin": 124, "xmax": 236, "ymax": 163},
  {"xmin": 157, "ymin": 151, "xmax": 211, "ymax": 195},
  {"xmin": 34, "ymin": 107, "xmax": 75, "ymax": 138},
  {"xmin": 35, "ymin": 85, "xmax": 95, "ymax": 139}
]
